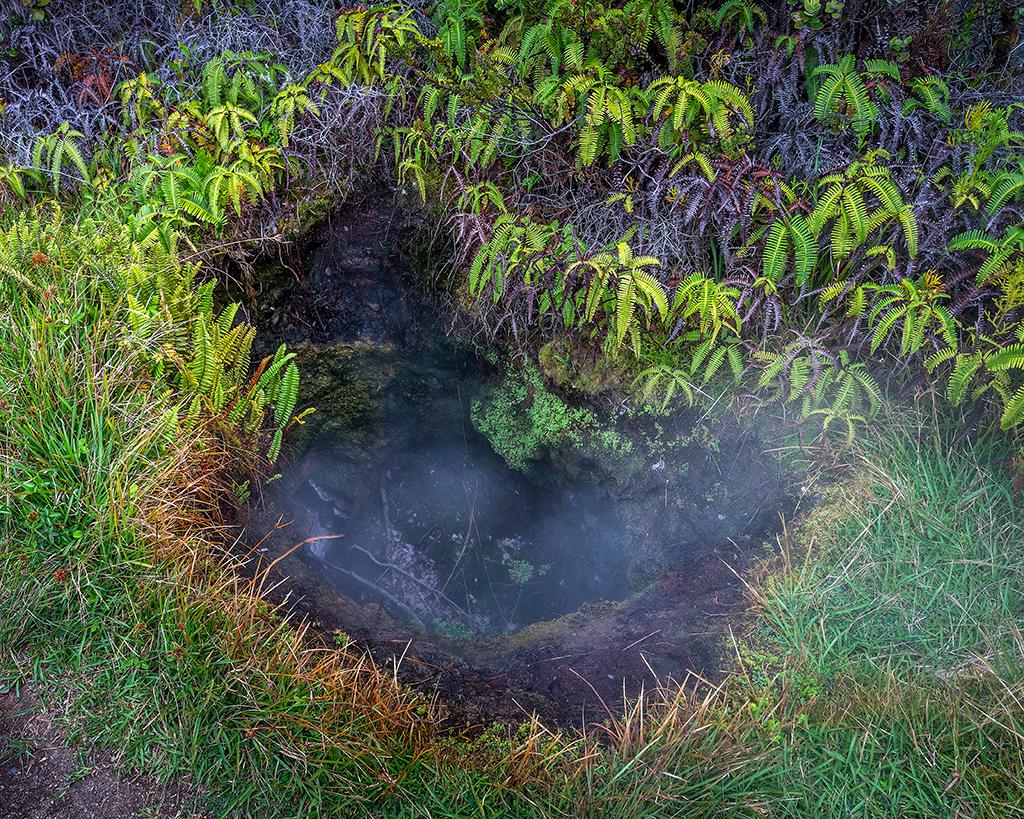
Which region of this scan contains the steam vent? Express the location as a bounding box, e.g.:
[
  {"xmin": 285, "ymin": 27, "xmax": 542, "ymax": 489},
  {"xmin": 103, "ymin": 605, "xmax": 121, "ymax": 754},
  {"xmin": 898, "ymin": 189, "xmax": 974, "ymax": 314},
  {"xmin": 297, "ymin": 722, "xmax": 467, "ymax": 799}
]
[{"xmin": 245, "ymin": 199, "xmax": 790, "ymax": 723}]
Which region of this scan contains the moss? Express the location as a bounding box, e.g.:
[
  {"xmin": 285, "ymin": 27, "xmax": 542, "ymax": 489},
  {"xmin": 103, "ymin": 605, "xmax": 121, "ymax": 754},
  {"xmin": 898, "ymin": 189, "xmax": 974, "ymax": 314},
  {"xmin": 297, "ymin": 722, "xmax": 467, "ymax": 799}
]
[
  {"xmin": 470, "ymin": 363, "xmax": 632, "ymax": 473},
  {"xmin": 537, "ymin": 339, "xmax": 574, "ymax": 385},
  {"xmin": 503, "ymin": 599, "xmax": 622, "ymax": 649},
  {"xmin": 505, "ymin": 558, "xmax": 535, "ymax": 585},
  {"xmin": 471, "ymin": 363, "xmax": 590, "ymax": 472},
  {"xmin": 430, "ymin": 617, "xmax": 477, "ymax": 639},
  {"xmin": 290, "ymin": 340, "xmax": 395, "ymax": 447},
  {"xmin": 275, "ymin": 181, "xmax": 354, "ymax": 238},
  {"xmin": 537, "ymin": 337, "xmax": 629, "ymax": 395}
]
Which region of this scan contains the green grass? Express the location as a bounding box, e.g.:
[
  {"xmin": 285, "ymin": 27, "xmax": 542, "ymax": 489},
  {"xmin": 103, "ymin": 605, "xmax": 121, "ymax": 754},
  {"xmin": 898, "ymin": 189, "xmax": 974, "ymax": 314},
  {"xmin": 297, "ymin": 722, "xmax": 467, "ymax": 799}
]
[
  {"xmin": 3, "ymin": 209, "xmax": 1024, "ymax": 816},
  {"xmin": 758, "ymin": 410, "xmax": 1024, "ymax": 679},
  {"xmin": 731, "ymin": 407, "xmax": 1024, "ymax": 816}
]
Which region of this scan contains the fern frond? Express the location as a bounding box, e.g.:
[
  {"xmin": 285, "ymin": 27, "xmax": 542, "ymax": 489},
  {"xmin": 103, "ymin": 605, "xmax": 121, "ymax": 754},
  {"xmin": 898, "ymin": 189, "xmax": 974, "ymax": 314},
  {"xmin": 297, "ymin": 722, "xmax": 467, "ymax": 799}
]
[
  {"xmin": 1001, "ymin": 385, "xmax": 1024, "ymax": 429},
  {"xmin": 947, "ymin": 353, "xmax": 984, "ymax": 404},
  {"xmin": 986, "ymin": 344, "xmax": 1024, "ymax": 371},
  {"xmin": 763, "ymin": 220, "xmax": 789, "ymax": 282}
]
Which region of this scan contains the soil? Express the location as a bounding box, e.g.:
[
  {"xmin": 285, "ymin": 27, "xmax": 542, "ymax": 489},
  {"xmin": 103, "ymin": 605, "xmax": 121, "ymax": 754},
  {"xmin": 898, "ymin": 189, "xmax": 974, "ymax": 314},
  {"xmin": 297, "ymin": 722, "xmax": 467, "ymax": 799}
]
[
  {"xmin": 0, "ymin": 683, "xmax": 202, "ymax": 819},
  {"xmin": 237, "ymin": 191, "xmax": 793, "ymax": 728}
]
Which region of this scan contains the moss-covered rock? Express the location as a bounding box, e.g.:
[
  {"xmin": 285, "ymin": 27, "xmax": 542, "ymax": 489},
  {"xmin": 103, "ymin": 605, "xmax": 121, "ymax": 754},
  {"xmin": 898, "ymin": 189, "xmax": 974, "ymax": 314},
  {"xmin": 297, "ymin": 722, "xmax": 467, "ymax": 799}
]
[
  {"xmin": 537, "ymin": 337, "xmax": 630, "ymax": 394},
  {"xmin": 287, "ymin": 340, "xmax": 396, "ymax": 452}
]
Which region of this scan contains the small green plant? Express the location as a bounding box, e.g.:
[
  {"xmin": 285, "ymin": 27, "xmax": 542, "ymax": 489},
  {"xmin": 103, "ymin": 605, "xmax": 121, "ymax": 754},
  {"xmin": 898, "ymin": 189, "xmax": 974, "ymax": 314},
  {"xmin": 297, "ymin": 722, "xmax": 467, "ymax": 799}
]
[
  {"xmin": 949, "ymin": 225, "xmax": 1024, "ymax": 285},
  {"xmin": 791, "ymin": 0, "xmax": 844, "ymax": 30},
  {"xmin": 811, "ymin": 55, "xmax": 887, "ymax": 143},
  {"xmin": 576, "ymin": 241, "xmax": 666, "ymax": 352},
  {"xmin": 504, "ymin": 558, "xmax": 535, "ymax": 584},
  {"xmin": 761, "ymin": 214, "xmax": 817, "ymax": 286},
  {"xmin": 647, "ymin": 75, "xmax": 753, "ymax": 149},
  {"xmin": 332, "ymin": 4, "xmax": 422, "ymax": 86},
  {"xmin": 755, "ymin": 340, "xmax": 882, "ymax": 444},
  {"xmin": 633, "ymin": 334, "xmax": 744, "ymax": 411},
  {"xmin": 808, "ymin": 155, "xmax": 918, "ymax": 274},
  {"xmin": 31, "ymin": 122, "xmax": 89, "ymax": 193},
  {"xmin": 119, "ymin": 243, "xmax": 299, "ymax": 461},
  {"xmin": 715, "ymin": 0, "xmax": 766, "ymax": 41},
  {"xmin": 903, "ymin": 76, "xmax": 951, "ymax": 120},
  {"xmin": 668, "ymin": 273, "xmax": 742, "ymax": 341},
  {"xmin": 552, "ymin": 60, "xmax": 643, "ymax": 165},
  {"xmin": 863, "ymin": 273, "xmax": 956, "ymax": 357},
  {"xmin": 928, "ymin": 325, "xmax": 1024, "ymax": 432},
  {"xmin": 469, "ymin": 213, "xmax": 568, "ymax": 302},
  {"xmin": 331, "ymin": 629, "xmax": 352, "ymax": 648}
]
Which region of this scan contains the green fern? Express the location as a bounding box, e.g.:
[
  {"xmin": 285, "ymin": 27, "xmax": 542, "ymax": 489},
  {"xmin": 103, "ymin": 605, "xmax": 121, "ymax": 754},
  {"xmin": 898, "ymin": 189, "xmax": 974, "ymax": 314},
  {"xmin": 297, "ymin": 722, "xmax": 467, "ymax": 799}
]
[
  {"xmin": 715, "ymin": 0, "xmax": 766, "ymax": 40},
  {"xmin": 903, "ymin": 76, "xmax": 952, "ymax": 121},
  {"xmin": 273, "ymin": 362, "xmax": 301, "ymax": 427},
  {"xmin": 470, "ymin": 213, "xmax": 564, "ymax": 302},
  {"xmin": 987, "ymin": 165, "xmax": 1024, "ymax": 215},
  {"xmin": 121, "ymin": 245, "xmax": 302, "ymax": 462},
  {"xmin": 669, "ymin": 273, "xmax": 741, "ymax": 340},
  {"xmin": 632, "ymin": 333, "xmax": 743, "ymax": 412},
  {"xmin": 0, "ymin": 164, "xmax": 28, "ymax": 202},
  {"xmin": 332, "ymin": 4, "xmax": 423, "ymax": 86},
  {"xmin": 648, "ymin": 75, "xmax": 752, "ymax": 149},
  {"xmin": 270, "ymin": 83, "xmax": 319, "ymax": 146},
  {"xmin": 754, "ymin": 341, "xmax": 880, "ymax": 427},
  {"xmin": 810, "ymin": 157, "xmax": 917, "ymax": 271},
  {"xmin": 949, "ymin": 226, "xmax": 1024, "ymax": 284},
  {"xmin": 865, "ymin": 274, "xmax": 958, "ymax": 356},
  {"xmin": 559, "ymin": 60, "xmax": 644, "ymax": 165},
  {"xmin": 31, "ymin": 123, "xmax": 90, "ymax": 193},
  {"xmin": 432, "ymin": 0, "xmax": 485, "ymax": 69},
  {"xmin": 575, "ymin": 241, "xmax": 665, "ymax": 351},
  {"xmin": 763, "ymin": 214, "xmax": 817, "ymax": 285},
  {"xmin": 811, "ymin": 55, "xmax": 878, "ymax": 144},
  {"xmin": 633, "ymin": 363, "xmax": 696, "ymax": 411}
]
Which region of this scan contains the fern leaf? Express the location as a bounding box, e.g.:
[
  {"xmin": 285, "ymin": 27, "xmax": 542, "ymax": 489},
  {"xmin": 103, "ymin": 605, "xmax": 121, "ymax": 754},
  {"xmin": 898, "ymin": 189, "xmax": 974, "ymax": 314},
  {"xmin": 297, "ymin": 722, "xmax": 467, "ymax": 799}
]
[
  {"xmin": 947, "ymin": 353, "xmax": 983, "ymax": 405},
  {"xmin": 986, "ymin": 344, "xmax": 1024, "ymax": 372},
  {"xmin": 274, "ymin": 362, "xmax": 300, "ymax": 427},
  {"xmin": 790, "ymin": 215, "xmax": 817, "ymax": 285},
  {"xmin": 616, "ymin": 274, "xmax": 638, "ymax": 347},
  {"xmin": 763, "ymin": 220, "xmax": 790, "ymax": 282}
]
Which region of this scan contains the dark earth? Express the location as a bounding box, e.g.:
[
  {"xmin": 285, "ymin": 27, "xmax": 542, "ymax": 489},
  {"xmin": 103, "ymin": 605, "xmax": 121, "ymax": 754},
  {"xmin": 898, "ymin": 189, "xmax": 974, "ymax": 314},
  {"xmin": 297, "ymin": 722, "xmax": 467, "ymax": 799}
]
[{"xmin": 239, "ymin": 192, "xmax": 794, "ymax": 727}]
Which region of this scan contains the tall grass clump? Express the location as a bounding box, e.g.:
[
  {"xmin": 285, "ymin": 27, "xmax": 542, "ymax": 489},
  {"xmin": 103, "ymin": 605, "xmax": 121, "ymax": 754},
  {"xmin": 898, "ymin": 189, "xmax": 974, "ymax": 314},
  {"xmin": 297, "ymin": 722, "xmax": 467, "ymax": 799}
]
[{"xmin": 727, "ymin": 408, "xmax": 1024, "ymax": 815}]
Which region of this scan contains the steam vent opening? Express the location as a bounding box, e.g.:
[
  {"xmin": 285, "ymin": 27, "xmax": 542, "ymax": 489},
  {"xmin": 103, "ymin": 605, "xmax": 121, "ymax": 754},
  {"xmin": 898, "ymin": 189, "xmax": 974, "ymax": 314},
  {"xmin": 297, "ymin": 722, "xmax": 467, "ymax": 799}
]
[{"xmin": 244, "ymin": 197, "xmax": 792, "ymax": 723}]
